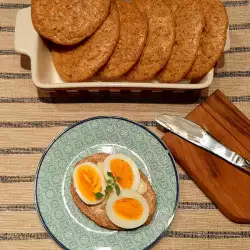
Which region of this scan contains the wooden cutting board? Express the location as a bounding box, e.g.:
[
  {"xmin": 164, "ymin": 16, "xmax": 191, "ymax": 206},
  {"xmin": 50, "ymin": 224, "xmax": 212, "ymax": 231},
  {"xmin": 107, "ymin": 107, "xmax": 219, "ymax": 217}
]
[{"xmin": 162, "ymin": 90, "xmax": 250, "ymax": 223}]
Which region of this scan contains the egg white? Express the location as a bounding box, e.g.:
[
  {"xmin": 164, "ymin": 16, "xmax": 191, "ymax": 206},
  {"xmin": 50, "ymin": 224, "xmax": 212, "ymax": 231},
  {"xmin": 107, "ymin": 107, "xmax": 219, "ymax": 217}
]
[
  {"xmin": 106, "ymin": 189, "xmax": 150, "ymax": 229},
  {"xmin": 103, "ymin": 154, "xmax": 140, "ymax": 191},
  {"xmin": 97, "ymin": 161, "xmax": 105, "ymax": 176},
  {"xmin": 137, "ymin": 178, "xmax": 147, "ymax": 194},
  {"xmin": 73, "ymin": 162, "xmax": 106, "ymax": 205}
]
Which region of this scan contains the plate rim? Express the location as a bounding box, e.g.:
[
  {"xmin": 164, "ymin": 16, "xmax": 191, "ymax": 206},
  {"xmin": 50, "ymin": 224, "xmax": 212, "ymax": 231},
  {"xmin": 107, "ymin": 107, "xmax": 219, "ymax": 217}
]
[{"xmin": 35, "ymin": 116, "xmax": 180, "ymax": 250}]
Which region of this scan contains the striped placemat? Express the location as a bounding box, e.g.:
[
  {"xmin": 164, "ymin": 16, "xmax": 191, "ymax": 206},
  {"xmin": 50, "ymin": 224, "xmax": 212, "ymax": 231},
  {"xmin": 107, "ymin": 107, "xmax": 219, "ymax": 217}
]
[{"xmin": 0, "ymin": 0, "xmax": 250, "ymax": 249}]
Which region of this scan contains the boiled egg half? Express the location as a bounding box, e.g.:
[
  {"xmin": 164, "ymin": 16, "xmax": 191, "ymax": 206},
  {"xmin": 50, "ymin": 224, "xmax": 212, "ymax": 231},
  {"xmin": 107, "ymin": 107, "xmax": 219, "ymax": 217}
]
[
  {"xmin": 103, "ymin": 154, "xmax": 140, "ymax": 191},
  {"xmin": 73, "ymin": 162, "xmax": 106, "ymax": 205},
  {"xmin": 106, "ymin": 189, "xmax": 149, "ymax": 229}
]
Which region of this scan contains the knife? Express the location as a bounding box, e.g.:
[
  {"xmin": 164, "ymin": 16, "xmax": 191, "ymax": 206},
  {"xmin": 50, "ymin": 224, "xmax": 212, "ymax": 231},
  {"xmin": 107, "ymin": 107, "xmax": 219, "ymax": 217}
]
[{"xmin": 156, "ymin": 114, "xmax": 250, "ymax": 174}]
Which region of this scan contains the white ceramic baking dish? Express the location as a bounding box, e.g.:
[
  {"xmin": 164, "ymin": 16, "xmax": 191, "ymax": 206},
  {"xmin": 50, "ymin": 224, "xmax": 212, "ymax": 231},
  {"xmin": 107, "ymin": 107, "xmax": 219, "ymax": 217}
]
[{"xmin": 14, "ymin": 7, "xmax": 230, "ymax": 91}]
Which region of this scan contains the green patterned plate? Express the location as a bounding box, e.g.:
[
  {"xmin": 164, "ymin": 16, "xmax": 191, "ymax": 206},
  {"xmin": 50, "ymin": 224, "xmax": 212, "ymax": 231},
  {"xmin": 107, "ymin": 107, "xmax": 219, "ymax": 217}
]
[{"xmin": 35, "ymin": 116, "xmax": 179, "ymax": 250}]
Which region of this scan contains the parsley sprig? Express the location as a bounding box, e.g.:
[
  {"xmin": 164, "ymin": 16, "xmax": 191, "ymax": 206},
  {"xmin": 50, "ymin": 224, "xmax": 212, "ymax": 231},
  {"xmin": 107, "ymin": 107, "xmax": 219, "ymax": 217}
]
[{"xmin": 95, "ymin": 172, "xmax": 121, "ymax": 199}]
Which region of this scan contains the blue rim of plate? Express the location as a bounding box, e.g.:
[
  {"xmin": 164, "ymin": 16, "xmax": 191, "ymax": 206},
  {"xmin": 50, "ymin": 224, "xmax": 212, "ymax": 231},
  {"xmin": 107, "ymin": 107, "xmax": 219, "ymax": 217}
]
[{"xmin": 35, "ymin": 116, "xmax": 179, "ymax": 250}]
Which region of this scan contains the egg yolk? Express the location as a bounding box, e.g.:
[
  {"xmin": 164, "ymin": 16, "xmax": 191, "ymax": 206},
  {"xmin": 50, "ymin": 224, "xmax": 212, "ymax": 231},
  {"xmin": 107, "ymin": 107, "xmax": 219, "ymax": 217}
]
[
  {"xmin": 110, "ymin": 159, "xmax": 134, "ymax": 188},
  {"xmin": 75, "ymin": 166, "xmax": 102, "ymax": 201},
  {"xmin": 113, "ymin": 198, "xmax": 143, "ymax": 220}
]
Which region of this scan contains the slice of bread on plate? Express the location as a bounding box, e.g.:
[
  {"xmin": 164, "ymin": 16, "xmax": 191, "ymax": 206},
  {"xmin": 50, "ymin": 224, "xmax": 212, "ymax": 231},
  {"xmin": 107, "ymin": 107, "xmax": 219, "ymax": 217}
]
[{"xmin": 70, "ymin": 153, "xmax": 156, "ymax": 230}]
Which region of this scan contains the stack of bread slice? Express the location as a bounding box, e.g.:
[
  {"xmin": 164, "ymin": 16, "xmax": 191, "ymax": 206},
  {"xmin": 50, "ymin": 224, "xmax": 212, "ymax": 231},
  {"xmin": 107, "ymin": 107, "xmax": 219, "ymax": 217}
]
[{"xmin": 31, "ymin": 0, "xmax": 228, "ymax": 83}]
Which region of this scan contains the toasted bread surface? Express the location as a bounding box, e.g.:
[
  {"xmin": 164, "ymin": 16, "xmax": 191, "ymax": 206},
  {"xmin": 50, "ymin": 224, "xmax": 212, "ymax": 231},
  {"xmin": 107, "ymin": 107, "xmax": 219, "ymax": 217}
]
[
  {"xmin": 158, "ymin": 0, "xmax": 204, "ymax": 82},
  {"xmin": 31, "ymin": 0, "xmax": 110, "ymax": 45},
  {"xmin": 99, "ymin": 0, "xmax": 148, "ymax": 80},
  {"xmin": 185, "ymin": 0, "xmax": 228, "ymax": 79},
  {"xmin": 52, "ymin": 2, "xmax": 119, "ymax": 82},
  {"xmin": 126, "ymin": 0, "xmax": 175, "ymax": 81}
]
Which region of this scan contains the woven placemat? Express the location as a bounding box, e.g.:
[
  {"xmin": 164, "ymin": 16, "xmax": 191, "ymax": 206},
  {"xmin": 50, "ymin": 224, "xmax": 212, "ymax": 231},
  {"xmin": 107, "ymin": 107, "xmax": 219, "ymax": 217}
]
[{"xmin": 0, "ymin": 0, "xmax": 249, "ymax": 249}]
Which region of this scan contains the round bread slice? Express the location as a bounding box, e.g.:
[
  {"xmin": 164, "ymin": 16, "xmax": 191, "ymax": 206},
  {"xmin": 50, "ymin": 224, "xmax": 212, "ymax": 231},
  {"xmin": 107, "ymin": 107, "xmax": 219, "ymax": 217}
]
[
  {"xmin": 165, "ymin": 0, "xmax": 182, "ymax": 13},
  {"xmin": 98, "ymin": 0, "xmax": 148, "ymax": 80},
  {"xmin": 31, "ymin": 0, "xmax": 110, "ymax": 45},
  {"xmin": 70, "ymin": 153, "xmax": 156, "ymax": 230},
  {"xmin": 158, "ymin": 0, "xmax": 204, "ymax": 83},
  {"xmin": 185, "ymin": 0, "xmax": 228, "ymax": 79},
  {"xmin": 52, "ymin": 2, "xmax": 120, "ymax": 82},
  {"xmin": 126, "ymin": 0, "xmax": 175, "ymax": 81}
]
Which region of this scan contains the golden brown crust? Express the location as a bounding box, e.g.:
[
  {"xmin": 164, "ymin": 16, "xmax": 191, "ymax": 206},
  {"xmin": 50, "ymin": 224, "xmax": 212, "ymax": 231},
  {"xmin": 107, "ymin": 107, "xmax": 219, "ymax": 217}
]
[
  {"xmin": 185, "ymin": 0, "xmax": 228, "ymax": 79},
  {"xmin": 31, "ymin": 0, "xmax": 111, "ymax": 45},
  {"xmin": 140, "ymin": 172, "xmax": 156, "ymax": 224},
  {"xmin": 71, "ymin": 153, "xmax": 156, "ymax": 230},
  {"xmin": 98, "ymin": 0, "xmax": 148, "ymax": 80},
  {"xmin": 126, "ymin": 0, "xmax": 175, "ymax": 81},
  {"xmin": 77, "ymin": 153, "xmax": 110, "ymax": 165},
  {"xmin": 51, "ymin": 2, "xmax": 120, "ymax": 82},
  {"xmin": 158, "ymin": 0, "xmax": 205, "ymax": 83}
]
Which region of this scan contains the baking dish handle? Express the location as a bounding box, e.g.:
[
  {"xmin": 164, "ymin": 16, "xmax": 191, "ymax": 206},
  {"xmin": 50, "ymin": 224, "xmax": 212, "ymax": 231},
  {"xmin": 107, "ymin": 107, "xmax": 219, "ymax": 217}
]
[
  {"xmin": 15, "ymin": 7, "xmax": 36, "ymax": 58},
  {"xmin": 224, "ymin": 27, "xmax": 230, "ymax": 52}
]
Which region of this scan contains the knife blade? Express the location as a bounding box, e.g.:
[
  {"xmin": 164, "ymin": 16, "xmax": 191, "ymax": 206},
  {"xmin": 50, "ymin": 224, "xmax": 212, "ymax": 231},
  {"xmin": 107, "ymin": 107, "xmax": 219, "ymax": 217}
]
[{"xmin": 156, "ymin": 114, "xmax": 250, "ymax": 174}]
